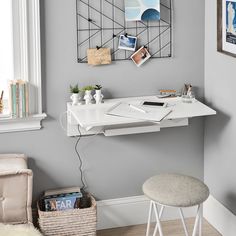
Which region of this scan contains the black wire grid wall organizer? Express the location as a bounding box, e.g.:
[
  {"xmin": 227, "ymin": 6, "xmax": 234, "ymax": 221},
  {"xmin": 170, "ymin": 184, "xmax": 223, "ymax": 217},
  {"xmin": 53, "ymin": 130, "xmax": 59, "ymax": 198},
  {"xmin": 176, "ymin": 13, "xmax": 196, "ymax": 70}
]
[{"xmin": 76, "ymin": 0, "xmax": 173, "ymax": 63}]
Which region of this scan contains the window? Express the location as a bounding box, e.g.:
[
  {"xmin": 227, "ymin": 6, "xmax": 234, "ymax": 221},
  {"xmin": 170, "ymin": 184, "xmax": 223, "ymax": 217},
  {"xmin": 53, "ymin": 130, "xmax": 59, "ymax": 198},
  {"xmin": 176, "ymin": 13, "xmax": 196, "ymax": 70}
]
[
  {"xmin": 0, "ymin": 0, "xmax": 14, "ymax": 109},
  {"xmin": 0, "ymin": 0, "xmax": 46, "ymax": 133}
]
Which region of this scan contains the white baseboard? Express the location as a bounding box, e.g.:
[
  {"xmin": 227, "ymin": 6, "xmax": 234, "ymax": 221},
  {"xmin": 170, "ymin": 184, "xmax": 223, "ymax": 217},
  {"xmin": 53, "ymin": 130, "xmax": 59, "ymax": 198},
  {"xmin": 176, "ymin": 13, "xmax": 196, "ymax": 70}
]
[
  {"xmin": 204, "ymin": 195, "xmax": 236, "ymax": 236},
  {"xmin": 97, "ymin": 195, "xmax": 197, "ymax": 230}
]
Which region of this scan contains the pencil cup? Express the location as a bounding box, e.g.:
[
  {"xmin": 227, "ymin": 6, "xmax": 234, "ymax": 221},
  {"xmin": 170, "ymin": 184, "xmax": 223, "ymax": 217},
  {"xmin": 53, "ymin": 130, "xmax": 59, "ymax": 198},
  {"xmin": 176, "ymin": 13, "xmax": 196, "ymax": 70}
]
[
  {"xmin": 182, "ymin": 93, "xmax": 195, "ymax": 103},
  {"xmin": 0, "ymin": 100, "xmax": 3, "ymax": 113}
]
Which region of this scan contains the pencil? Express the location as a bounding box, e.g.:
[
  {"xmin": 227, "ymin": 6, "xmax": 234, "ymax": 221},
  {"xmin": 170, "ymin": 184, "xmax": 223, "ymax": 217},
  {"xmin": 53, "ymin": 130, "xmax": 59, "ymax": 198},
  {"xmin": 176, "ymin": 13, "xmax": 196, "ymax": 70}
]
[{"xmin": 0, "ymin": 91, "xmax": 3, "ymax": 101}]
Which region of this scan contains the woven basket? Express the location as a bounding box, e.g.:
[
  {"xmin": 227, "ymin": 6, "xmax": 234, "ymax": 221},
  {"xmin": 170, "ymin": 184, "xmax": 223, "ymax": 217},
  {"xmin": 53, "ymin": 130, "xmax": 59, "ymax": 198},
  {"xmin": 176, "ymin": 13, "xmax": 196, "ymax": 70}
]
[{"xmin": 37, "ymin": 196, "xmax": 97, "ymax": 236}]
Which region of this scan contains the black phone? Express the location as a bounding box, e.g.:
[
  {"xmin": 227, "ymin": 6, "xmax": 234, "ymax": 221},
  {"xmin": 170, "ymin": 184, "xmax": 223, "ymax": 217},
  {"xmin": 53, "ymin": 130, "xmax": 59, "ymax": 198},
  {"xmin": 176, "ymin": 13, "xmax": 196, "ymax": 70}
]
[{"xmin": 142, "ymin": 101, "xmax": 166, "ymax": 107}]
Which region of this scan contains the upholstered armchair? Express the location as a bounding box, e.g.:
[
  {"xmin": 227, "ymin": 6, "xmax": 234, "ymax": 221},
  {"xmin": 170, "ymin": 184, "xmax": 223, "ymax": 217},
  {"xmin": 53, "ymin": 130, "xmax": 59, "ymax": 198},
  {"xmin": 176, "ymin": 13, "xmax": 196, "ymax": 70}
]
[{"xmin": 0, "ymin": 154, "xmax": 33, "ymax": 224}]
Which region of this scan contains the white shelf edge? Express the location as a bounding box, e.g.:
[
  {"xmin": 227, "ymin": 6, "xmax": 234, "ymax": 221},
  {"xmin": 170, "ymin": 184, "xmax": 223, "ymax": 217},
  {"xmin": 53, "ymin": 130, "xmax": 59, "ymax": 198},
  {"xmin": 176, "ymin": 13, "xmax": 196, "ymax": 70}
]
[{"xmin": 0, "ymin": 113, "xmax": 47, "ymax": 134}]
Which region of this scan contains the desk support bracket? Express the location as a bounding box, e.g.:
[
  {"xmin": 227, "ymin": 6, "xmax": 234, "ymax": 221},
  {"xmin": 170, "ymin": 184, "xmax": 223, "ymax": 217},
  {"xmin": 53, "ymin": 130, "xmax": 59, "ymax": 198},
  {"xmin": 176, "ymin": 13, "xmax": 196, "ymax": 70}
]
[{"xmin": 67, "ymin": 110, "xmax": 189, "ymax": 137}]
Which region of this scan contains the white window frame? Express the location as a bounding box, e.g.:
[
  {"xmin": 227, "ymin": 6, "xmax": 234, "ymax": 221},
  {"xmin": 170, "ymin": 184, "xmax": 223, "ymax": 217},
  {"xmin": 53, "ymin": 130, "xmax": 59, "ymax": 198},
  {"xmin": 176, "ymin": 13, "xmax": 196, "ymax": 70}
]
[{"xmin": 0, "ymin": 0, "xmax": 46, "ymax": 133}]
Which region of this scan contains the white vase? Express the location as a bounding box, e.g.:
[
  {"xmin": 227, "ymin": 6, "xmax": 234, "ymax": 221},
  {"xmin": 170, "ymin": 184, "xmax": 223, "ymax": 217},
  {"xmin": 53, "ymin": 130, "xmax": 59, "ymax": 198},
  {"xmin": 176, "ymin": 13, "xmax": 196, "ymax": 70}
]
[
  {"xmin": 84, "ymin": 90, "xmax": 93, "ymax": 104},
  {"xmin": 93, "ymin": 90, "xmax": 104, "ymax": 104},
  {"xmin": 70, "ymin": 93, "xmax": 80, "ymax": 106}
]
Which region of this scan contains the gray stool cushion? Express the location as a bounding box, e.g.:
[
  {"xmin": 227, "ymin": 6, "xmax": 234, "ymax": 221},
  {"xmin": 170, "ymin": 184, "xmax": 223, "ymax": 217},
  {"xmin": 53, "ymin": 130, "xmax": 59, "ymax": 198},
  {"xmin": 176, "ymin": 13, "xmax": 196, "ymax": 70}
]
[{"xmin": 143, "ymin": 174, "xmax": 209, "ymax": 207}]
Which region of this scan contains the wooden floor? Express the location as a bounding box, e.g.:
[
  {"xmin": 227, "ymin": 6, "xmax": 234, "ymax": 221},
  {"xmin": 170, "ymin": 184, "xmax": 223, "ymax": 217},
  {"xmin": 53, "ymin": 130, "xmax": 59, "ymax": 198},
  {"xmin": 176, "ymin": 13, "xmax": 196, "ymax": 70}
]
[{"xmin": 97, "ymin": 218, "xmax": 221, "ymax": 236}]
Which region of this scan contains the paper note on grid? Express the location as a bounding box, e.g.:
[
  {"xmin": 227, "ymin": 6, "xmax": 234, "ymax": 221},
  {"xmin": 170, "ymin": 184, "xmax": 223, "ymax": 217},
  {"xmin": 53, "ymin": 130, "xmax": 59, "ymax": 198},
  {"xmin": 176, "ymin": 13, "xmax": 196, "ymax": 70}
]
[{"xmin": 106, "ymin": 102, "xmax": 172, "ymax": 123}]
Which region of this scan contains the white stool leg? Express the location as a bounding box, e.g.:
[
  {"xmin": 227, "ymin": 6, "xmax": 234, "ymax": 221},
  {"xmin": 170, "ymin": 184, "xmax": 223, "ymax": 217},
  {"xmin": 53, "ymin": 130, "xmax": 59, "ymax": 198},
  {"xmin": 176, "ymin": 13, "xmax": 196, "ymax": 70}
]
[
  {"xmin": 153, "ymin": 202, "xmax": 164, "ymax": 236},
  {"xmin": 179, "ymin": 208, "xmax": 189, "ymax": 236},
  {"xmin": 146, "ymin": 201, "xmax": 153, "ymax": 236},
  {"xmin": 199, "ymin": 205, "xmax": 203, "ymax": 236},
  {"xmin": 159, "ymin": 205, "xmax": 165, "ymax": 219},
  {"xmin": 192, "ymin": 205, "xmax": 201, "ymax": 236},
  {"xmin": 153, "ymin": 205, "xmax": 165, "ymax": 236}
]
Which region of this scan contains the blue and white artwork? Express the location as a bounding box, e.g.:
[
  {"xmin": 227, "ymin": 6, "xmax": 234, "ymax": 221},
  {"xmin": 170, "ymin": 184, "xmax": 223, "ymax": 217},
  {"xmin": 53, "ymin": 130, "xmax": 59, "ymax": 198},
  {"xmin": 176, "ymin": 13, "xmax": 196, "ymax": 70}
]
[
  {"xmin": 125, "ymin": 0, "xmax": 160, "ymax": 22},
  {"xmin": 226, "ymin": 1, "xmax": 236, "ymax": 44},
  {"xmin": 118, "ymin": 35, "xmax": 137, "ymax": 51}
]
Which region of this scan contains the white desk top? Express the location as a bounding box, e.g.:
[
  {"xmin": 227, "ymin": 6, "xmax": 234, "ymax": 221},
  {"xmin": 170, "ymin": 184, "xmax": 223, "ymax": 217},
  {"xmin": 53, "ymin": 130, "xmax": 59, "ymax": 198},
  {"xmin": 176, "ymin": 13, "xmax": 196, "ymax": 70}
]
[{"xmin": 68, "ymin": 96, "xmax": 216, "ymax": 129}]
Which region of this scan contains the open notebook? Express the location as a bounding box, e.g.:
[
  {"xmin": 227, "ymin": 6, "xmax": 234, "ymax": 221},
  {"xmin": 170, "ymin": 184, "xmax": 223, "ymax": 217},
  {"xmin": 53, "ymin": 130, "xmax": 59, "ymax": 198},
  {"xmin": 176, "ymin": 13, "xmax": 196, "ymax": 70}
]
[{"xmin": 106, "ymin": 102, "xmax": 172, "ymax": 123}]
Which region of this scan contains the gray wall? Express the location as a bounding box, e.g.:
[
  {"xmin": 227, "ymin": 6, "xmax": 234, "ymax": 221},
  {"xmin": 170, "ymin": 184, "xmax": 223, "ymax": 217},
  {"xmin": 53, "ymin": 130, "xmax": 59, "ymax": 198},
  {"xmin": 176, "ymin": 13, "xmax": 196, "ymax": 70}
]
[
  {"xmin": 0, "ymin": 0, "xmax": 205, "ymax": 202},
  {"xmin": 205, "ymin": 0, "xmax": 236, "ymax": 214}
]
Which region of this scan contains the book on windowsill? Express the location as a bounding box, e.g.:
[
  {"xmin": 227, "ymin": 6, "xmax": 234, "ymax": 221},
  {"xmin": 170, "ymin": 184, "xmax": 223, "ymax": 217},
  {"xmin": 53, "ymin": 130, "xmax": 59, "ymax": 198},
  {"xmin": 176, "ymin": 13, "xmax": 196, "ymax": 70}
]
[{"xmin": 9, "ymin": 80, "xmax": 29, "ymax": 118}]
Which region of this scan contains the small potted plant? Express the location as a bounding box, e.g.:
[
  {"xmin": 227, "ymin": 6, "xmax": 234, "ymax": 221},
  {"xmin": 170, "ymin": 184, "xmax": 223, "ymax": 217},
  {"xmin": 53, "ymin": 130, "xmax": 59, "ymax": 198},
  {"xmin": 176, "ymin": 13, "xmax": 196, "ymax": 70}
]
[
  {"xmin": 93, "ymin": 85, "xmax": 104, "ymax": 104},
  {"xmin": 83, "ymin": 85, "xmax": 94, "ymax": 105},
  {"xmin": 70, "ymin": 84, "xmax": 80, "ymax": 106}
]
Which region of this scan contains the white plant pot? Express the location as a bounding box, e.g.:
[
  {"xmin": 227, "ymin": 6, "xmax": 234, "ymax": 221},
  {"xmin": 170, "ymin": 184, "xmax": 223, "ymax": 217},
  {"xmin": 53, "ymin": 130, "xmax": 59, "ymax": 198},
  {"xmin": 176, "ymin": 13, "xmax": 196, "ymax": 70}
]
[
  {"xmin": 94, "ymin": 90, "xmax": 104, "ymax": 104},
  {"xmin": 84, "ymin": 90, "xmax": 93, "ymax": 104},
  {"xmin": 70, "ymin": 93, "xmax": 80, "ymax": 106}
]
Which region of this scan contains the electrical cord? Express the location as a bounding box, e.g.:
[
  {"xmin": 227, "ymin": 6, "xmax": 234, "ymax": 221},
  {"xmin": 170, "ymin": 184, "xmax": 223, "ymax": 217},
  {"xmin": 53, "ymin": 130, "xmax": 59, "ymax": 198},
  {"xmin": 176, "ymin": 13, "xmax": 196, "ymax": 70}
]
[
  {"xmin": 74, "ymin": 126, "xmax": 104, "ymax": 191},
  {"xmin": 75, "ymin": 125, "xmax": 94, "ymax": 209},
  {"xmin": 75, "ymin": 125, "xmax": 86, "ymax": 190},
  {"xmin": 60, "ymin": 105, "xmax": 105, "ymax": 193}
]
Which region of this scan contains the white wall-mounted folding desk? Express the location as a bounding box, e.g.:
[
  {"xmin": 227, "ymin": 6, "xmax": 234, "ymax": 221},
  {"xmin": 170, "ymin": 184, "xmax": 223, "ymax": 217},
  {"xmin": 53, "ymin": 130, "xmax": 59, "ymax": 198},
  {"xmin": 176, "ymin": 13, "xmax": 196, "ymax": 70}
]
[{"xmin": 67, "ymin": 96, "xmax": 216, "ymax": 137}]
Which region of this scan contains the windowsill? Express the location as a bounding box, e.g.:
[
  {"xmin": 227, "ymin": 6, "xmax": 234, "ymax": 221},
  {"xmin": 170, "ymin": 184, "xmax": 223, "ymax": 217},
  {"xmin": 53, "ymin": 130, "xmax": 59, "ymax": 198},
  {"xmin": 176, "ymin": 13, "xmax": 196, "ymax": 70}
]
[{"xmin": 0, "ymin": 113, "xmax": 47, "ymax": 133}]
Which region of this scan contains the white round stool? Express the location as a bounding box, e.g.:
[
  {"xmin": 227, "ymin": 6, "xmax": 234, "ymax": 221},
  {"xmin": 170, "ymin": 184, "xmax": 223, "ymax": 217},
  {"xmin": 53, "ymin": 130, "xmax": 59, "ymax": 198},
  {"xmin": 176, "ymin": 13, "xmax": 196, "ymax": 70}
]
[{"xmin": 143, "ymin": 174, "xmax": 209, "ymax": 236}]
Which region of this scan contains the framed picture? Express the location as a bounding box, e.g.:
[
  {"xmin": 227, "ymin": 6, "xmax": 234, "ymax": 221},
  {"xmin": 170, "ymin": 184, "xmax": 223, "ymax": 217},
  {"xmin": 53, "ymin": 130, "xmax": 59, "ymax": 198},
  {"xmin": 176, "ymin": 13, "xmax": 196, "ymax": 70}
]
[
  {"xmin": 131, "ymin": 46, "xmax": 151, "ymax": 67},
  {"xmin": 118, "ymin": 35, "xmax": 137, "ymax": 51},
  {"xmin": 124, "ymin": 0, "xmax": 160, "ymax": 21},
  {"xmin": 217, "ymin": 0, "xmax": 236, "ymax": 57}
]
